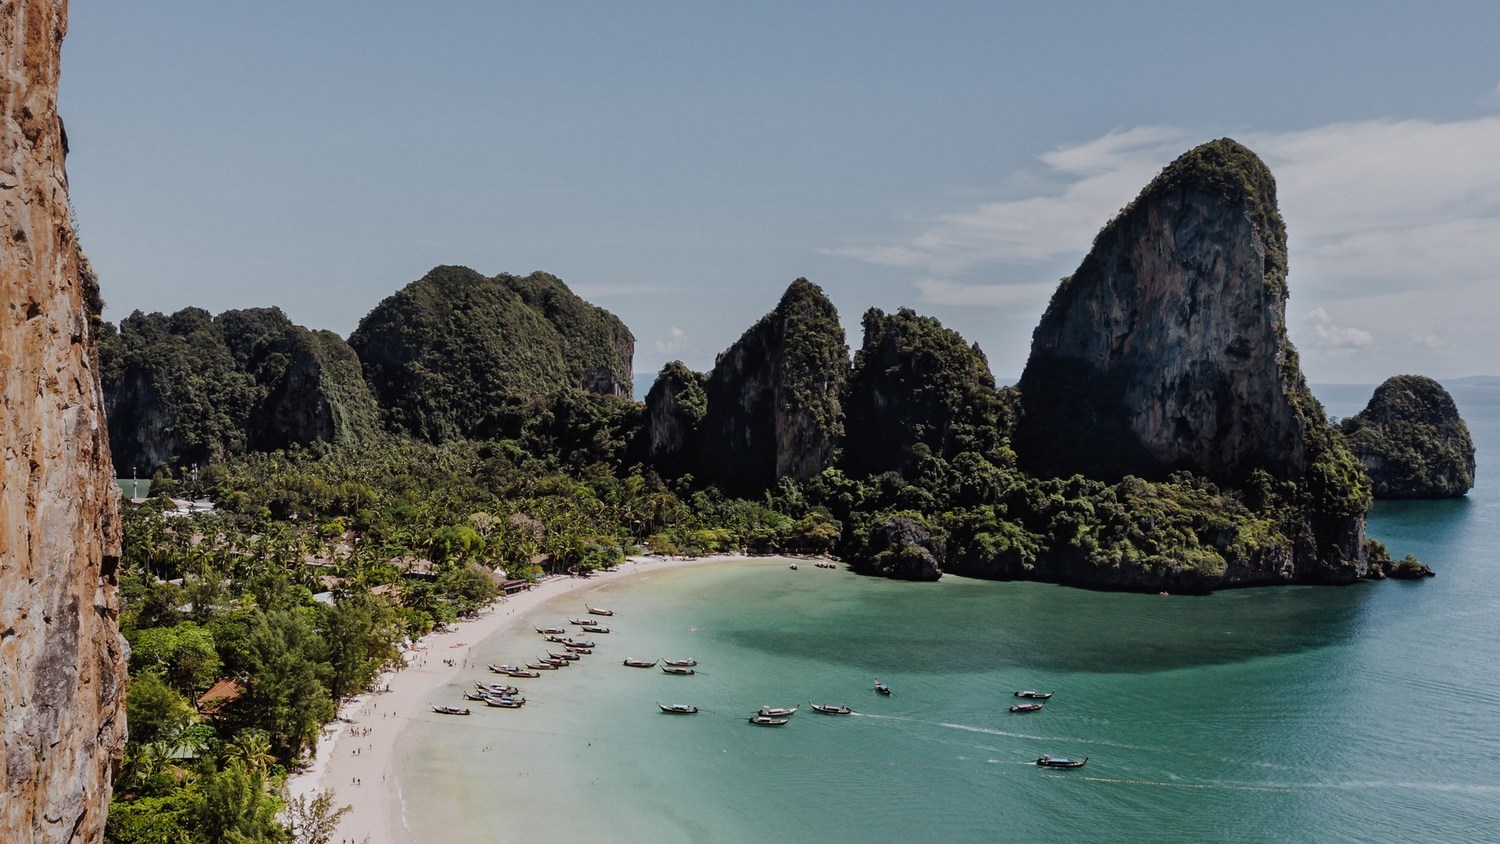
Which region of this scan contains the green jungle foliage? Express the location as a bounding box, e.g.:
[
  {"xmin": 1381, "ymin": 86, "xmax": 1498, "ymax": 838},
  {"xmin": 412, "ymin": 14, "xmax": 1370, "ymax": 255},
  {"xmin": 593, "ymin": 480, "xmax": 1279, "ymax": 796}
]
[{"xmin": 499, "ymin": 271, "xmax": 635, "ymax": 395}]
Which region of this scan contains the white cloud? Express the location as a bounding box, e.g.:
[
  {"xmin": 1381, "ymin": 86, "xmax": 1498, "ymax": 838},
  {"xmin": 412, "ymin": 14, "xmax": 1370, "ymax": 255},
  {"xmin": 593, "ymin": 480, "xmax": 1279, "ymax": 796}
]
[
  {"xmin": 653, "ymin": 326, "xmax": 686, "ymax": 355},
  {"xmin": 914, "ymin": 278, "xmax": 1058, "ymax": 308},
  {"xmin": 1305, "ymin": 308, "xmax": 1374, "ymax": 357}
]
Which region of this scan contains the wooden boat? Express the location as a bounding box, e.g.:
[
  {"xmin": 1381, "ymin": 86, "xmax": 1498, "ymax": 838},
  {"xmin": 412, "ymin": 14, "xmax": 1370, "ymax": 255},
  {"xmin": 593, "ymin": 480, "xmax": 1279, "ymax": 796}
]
[
  {"xmin": 504, "ymin": 668, "xmax": 541, "ymax": 678},
  {"xmin": 484, "ymin": 696, "xmax": 525, "ymax": 708},
  {"xmin": 475, "ymin": 682, "xmax": 519, "ymax": 696},
  {"xmin": 565, "ymin": 646, "xmax": 593, "ymax": 655},
  {"xmin": 1035, "ymin": 755, "xmax": 1087, "ymax": 768},
  {"xmin": 663, "ymin": 658, "xmax": 697, "ymax": 667},
  {"xmin": 565, "ymin": 640, "xmax": 596, "ymax": 649},
  {"xmin": 657, "ymin": 702, "xmax": 699, "ymax": 714},
  {"xmin": 661, "ymin": 665, "xmax": 696, "ymax": 675},
  {"xmin": 1014, "ymin": 690, "xmax": 1054, "ymax": 700},
  {"xmin": 586, "ymin": 605, "xmax": 614, "ymax": 616},
  {"xmin": 810, "ymin": 703, "xmax": 852, "ymax": 715},
  {"xmin": 545, "ymin": 634, "xmax": 571, "ymax": 644},
  {"xmin": 526, "ymin": 660, "xmax": 558, "ymax": 670},
  {"xmin": 623, "ymin": 658, "xmax": 658, "ymax": 668},
  {"xmin": 463, "ymin": 690, "xmax": 489, "ymax": 702},
  {"xmin": 568, "ymin": 618, "xmax": 594, "ymax": 626},
  {"xmin": 488, "ymin": 663, "xmax": 524, "ymax": 675},
  {"xmin": 431, "ymin": 705, "xmax": 470, "ymax": 716},
  {"xmin": 758, "ymin": 705, "xmax": 798, "ymax": 717},
  {"xmin": 747, "ymin": 714, "xmax": 789, "ymax": 726},
  {"xmin": 1009, "ymin": 703, "xmax": 1044, "ymax": 713},
  {"xmin": 534, "ymin": 626, "xmax": 566, "ymax": 635},
  {"xmin": 548, "ymin": 650, "xmax": 581, "ymax": 661},
  {"xmin": 581, "ymin": 625, "xmax": 610, "ymax": 634},
  {"xmin": 874, "ymin": 681, "xmax": 892, "ymax": 696}
]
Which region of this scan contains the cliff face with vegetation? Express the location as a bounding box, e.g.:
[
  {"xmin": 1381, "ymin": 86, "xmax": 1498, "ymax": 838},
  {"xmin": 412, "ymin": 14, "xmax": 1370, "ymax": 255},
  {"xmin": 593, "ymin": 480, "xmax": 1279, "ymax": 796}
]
[
  {"xmin": 349, "ymin": 266, "xmax": 634, "ymax": 442},
  {"xmin": 644, "ymin": 279, "xmax": 847, "ymax": 495},
  {"xmin": 1, "ymin": 2, "xmax": 127, "ymax": 839},
  {"xmin": 1340, "ymin": 375, "xmax": 1475, "ymax": 498},
  {"xmin": 843, "ymin": 307, "xmax": 1005, "ymax": 478},
  {"xmin": 499, "ymin": 271, "xmax": 634, "ymax": 397},
  {"xmin": 1014, "ymin": 139, "xmax": 1372, "ymax": 585},
  {"xmin": 101, "ymin": 307, "xmax": 381, "ymax": 476}
]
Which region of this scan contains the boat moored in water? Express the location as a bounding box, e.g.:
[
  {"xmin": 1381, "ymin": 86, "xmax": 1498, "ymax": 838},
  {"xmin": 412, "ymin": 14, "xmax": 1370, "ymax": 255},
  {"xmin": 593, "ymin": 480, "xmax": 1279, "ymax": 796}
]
[
  {"xmin": 1009, "ymin": 703, "xmax": 1044, "ymax": 713},
  {"xmin": 485, "ymin": 696, "xmax": 525, "ymax": 708},
  {"xmin": 748, "ymin": 714, "xmax": 790, "ymax": 726},
  {"xmin": 586, "ymin": 605, "xmax": 614, "ymax": 616},
  {"xmin": 432, "ymin": 705, "xmax": 471, "ymax": 716},
  {"xmin": 663, "ymin": 658, "xmax": 697, "ymax": 667},
  {"xmin": 657, "ymin": 702, "xmax": 699, "ymax": 714},
  {"xmin": 810, "ymin": 703, "xmax": 853, "ymax": 715},
  {"xmin": 662, "ymin": 665, "xmax": 696, "ymax": 675},
  {"xmin": 1014, "ymin": 690, "xmax": 1054, "ymax": 700},
  {"xmin": 504, "ymin": 668, "xmax": 542, "ymax": 678},
  {"xmin": 874, "ymin": 681, "xmax": 892, "ymax": 696},
  {"xmin": 548, "ymin": 650, "xmax": 581, "ymax": 661},
  {"xmin": 758, "ymin": 705, "xmax": 798, "ymax": 717},
  {"xmin": 535, "ymin": 626, "xmax": 566, "ymax": 635},
  {"xmin": 623, "ymin": 658, "xmax": 658, "ymax": 668},
  {"xmin": 1035, "ymin": 755, "xmax": 1087, "ymax": 768},
  {"xmin": 581, "ymin": 625, "xmax": 610, "ymax": 633}
]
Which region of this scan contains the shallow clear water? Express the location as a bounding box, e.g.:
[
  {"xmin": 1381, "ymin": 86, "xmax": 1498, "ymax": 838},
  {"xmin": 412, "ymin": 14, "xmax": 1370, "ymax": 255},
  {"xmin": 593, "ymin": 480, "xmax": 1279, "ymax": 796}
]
[{"xmin": 401, "ymin": 383, "xmax": 1500, "ymax": 843}]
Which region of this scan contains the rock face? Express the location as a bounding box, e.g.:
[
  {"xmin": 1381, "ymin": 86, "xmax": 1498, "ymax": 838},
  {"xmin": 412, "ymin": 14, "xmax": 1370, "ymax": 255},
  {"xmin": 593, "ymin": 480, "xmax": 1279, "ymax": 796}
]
[
  {"xmin": 856, "ymin": 516, "xmax": 945, "ymax": 581},
  {"xmin": 1339, "ymin": 375, "xmax": 1475, "ymax": 498},
  {"xmin": 349, "ymin": 266, "xmax": 634, "ymax": 442},
  {"xmin": 642, "ymin": 360, "xmax": 706, "ymax": 476},
  {"xmin": 1015, "ymin": 139, "xmax": 1372, "ymax": 584},
  {"xmin": 843, "ymin": 307, "xmax": 1003, "ymax": 478},
  {"xmin": 101, "ymin": 307, "xmax": 381, "ymax": 476},
  {"xmin": 1, "ymin": 2, "xmax": 127, "ymax": 840},
  {"xmin": 645, "ymin": 279, "xmax": 846, "ymax": 495},
  {"xmin": 498, "ymin": 271, "xmax": 634, "ymax": 397}
]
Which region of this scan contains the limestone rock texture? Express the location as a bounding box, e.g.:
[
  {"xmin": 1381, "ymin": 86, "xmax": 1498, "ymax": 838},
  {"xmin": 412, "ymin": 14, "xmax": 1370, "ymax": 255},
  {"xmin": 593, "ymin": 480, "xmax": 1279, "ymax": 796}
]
[
  {"xmin": 688, "ymin": 279, "xmax": 847, "ymax": 495},
  {"xmin": 642, "ymin": 360, "xmax": 706, "ymax": 474},
  {"xmin": 1015, "ymin": 139, "xmax": 1372, "ymax": 584},
  {"xmin": 498, "ymin": 271, "xmax": 635, "ymax": 398},
  {"xmin": 1, "ymin": 2, "xmax": 127, "ymax": 841},
  {"xmin": 1340, "ymin": 375, "xmax": 1476, "ymax": 498}
]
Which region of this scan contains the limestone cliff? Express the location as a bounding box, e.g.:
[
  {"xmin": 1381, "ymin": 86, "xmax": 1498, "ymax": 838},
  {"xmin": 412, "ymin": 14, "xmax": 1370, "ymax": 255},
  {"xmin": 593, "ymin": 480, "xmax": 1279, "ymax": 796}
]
[
  {"xmin": 1, "ymin": 1, "xmax": 127, "ymax": 840},
  {"xmin": 101, "ymin": 307, "xmax": 380, "ymax": 475},
  {"xmin": 843, "ymin": 307, "xmax": 1004, "ymax": 478},
  {"xmin": 1339, "ymin": 375, "xmax": 1475, "ymax": 498},
  {"xmin": 1015, "ymin": 139, "xmax": 1372, "ymax": 584},
  {"xmin": 499, "ymin": 271, "xmax": 635, "ymax": 397},
  {"xmin": 691, "ymin": 279, "xmax": 847, "ymax": 494},
  {"xmin": 642, "ymin": 360, "xmax": 706, "ymax": 476}
]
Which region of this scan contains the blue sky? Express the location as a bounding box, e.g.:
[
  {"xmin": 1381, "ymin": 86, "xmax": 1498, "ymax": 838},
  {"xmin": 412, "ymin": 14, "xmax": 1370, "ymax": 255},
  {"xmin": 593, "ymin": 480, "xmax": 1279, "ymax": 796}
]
[{"xmin": 60, "ymin": 2, "xmax": 1500, "ymax": 387}]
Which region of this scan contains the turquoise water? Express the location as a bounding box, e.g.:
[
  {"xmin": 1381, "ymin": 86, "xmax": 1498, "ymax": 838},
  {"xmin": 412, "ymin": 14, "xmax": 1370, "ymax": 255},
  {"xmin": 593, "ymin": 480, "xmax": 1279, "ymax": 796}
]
[{"xmin": 401, "ymin": 383, "xmax": 1500, "ymax": 843}]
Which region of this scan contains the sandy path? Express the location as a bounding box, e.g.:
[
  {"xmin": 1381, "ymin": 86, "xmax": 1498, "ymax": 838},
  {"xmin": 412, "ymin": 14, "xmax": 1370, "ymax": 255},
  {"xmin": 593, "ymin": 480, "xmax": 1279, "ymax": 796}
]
[{"xmin": 282, "ymin": 555, "xmax": 738, "ymax": 844}]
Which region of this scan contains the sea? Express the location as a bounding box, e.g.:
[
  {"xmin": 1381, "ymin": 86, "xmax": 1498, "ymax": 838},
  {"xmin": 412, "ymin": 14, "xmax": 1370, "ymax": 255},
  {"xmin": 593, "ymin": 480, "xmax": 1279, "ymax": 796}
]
[{"xmin": 397, "ymin": 382, "xmax": 1500, "ymax": 843}]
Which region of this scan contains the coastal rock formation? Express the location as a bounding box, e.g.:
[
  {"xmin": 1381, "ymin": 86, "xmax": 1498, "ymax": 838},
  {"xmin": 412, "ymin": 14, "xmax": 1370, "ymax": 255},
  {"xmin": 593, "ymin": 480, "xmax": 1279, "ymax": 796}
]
[
  {"xmin": 647, "ymin": 279, "xmax": 847, "ymax": 495},
  {"xmin": 843, "ymin": 307, "xmax": 1004, "ymax": 478},
  {"xmin": 854, "ymin": 516, "xmax": 945, "ymax": 581},
  {"xmin": 350, "ymin": 266, "xmax": 635, "ymax": 442},
  {"xmin": 642, "ymin": 361, "xmax": 706, "ymax": 475},
  {"xmin": 1, "ymin": 1, "xmax": 127, "ymax": 840},
  {"xmin": 499, "ymin": 271, "xmax": 634, "ymax": 397},
  {"xmin": 1339, "ymin": 375, "xmax": 1475, "ymax": 498},
  {"xmin": 101, "ymin": 307, "xmax": 381, "ymax": 475},
  {"xmin": 1014, "ymin": 139, "xmax": 1372, "ymax": 584}
]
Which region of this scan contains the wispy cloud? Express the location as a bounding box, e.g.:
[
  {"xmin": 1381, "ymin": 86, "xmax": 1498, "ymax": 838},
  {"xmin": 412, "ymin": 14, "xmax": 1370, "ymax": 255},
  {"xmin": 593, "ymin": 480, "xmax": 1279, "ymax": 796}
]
[
  {"xmin": 914, "ymin": 278, "xmax": 1057, "ymax": 308},
  {"xmin": 828, "ymin": 117, "xmax": 1500, "ymax": 308},
  {"xmin": 653, "ymin": 326, "xmax": 686, "ymax": 355},
  {"xmin": 1305, "ymin": 308, "xmax": 1374, "ymax": 357}
]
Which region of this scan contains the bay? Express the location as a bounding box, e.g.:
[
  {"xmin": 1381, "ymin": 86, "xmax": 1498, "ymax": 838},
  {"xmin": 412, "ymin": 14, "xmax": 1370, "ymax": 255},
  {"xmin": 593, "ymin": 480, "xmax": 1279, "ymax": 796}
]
[{"xmin": 400, "ymin": 383, "xmax": 1500, "ymax": 843}]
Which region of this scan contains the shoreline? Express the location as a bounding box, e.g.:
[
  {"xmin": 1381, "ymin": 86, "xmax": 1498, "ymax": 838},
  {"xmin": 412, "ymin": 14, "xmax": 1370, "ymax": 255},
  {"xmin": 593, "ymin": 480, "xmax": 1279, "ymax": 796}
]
[{"xmin": 282, "ymin": 554, "xmax": 752, "ymax": 844}]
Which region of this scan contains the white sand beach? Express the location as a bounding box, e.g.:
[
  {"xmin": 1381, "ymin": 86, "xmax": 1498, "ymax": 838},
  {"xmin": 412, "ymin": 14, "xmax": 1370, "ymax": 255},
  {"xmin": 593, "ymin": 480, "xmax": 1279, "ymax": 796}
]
[{"xmin": 283, "ymin": 555, "xmax": 739, "ymax": 844}]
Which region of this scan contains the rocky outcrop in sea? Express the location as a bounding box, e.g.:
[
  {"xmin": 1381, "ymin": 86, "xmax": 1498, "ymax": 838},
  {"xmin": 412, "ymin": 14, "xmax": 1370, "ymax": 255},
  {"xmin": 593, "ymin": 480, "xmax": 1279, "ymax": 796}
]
[{"xmin": 1340, "ymin": 375, "xmax": 1476, "ymax": 498}]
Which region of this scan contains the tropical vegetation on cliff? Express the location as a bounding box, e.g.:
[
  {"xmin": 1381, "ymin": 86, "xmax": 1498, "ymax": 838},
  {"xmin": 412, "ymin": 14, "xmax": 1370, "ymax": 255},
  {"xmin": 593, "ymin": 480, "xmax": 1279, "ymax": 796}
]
[{"xmin": 1339, "ymin": 375, "xmax": 1476, "ymax": 498}]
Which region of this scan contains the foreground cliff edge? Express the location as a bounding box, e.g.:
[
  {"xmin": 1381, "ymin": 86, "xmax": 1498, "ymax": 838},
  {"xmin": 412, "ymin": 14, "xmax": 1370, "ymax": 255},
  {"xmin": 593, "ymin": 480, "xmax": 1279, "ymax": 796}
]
[{"xmin": 1, "ymin": 2, "xmax": 127, "ymax": 842}]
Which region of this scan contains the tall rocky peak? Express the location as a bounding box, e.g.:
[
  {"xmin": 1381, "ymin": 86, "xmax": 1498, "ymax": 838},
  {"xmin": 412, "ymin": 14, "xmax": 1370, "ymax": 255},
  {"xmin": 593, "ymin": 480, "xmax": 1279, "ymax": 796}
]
[
  {"xmin": 843, "ymin": 307, "xmax": 1003, "ymax": 478},
  {"xmin": 498, "ymin": 271, "xmax": 635, "ymax": 397},
  {"xmin": 1, "ymin": 1, "xmax": 127, "ymax": 840},
  {"xmin": 1015, "ymin": 139, "xmax": 1373, "ymax": 583},
  {"xmin": 1017, "ymin": 138, "xmax": 1310, "ymax": 485},
  {"xmin": 642, "ymin": 360, "xmax": 707, "ymax": 476},
  {"xmin": 348, "ymin": 265, "xmax": 634, "ymax": 442},
  {"xmin": 1339, "ymin": 375, "xmax": 1476, "ymax": 498},
  {"xmin": 101, "ymin": 306, "xmax": 381, "ymax": 475},
  {"xmin": 647, "ymin": 279, "xmax": 847, "ymax": 494}
]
